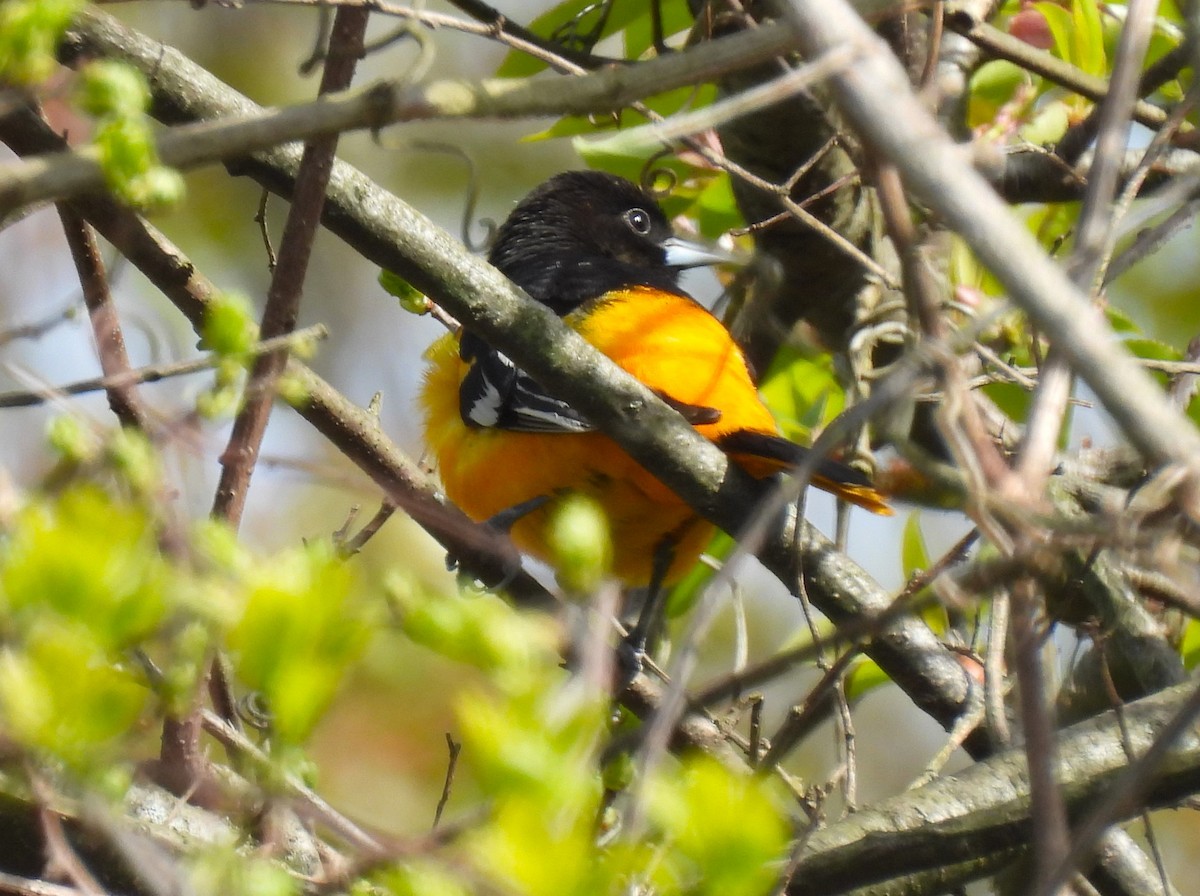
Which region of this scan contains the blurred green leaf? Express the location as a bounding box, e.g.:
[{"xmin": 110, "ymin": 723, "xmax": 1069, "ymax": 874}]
[
  {"xmin": 968, "ymin": 59, "xmax": 1031, "ymax": 129},
  {"xmin": 76, "ymin": 59, "xmax": 151, "ymax": 117},
  {"xmin": 1105, "ymin": 305, "xmax": 1142, "ymax": 335},
  {"xmin": 844, "ymin": 655, "xmax": 890, "ymax": 701},
  {"xmin": 983, "ymin": 380, "xmax": 1033, "ymax": 428},
  {"xmin": 1020, "ymin": 100, "xmax": 1069, "ymax": 145},
  {"xmin": 0, "ymin": 0, "xmax": 82, "ymax": 84},
  {"xmin": 646, "ymin": 756, "xmax": 788, "ymax": 896},
  {"xmin": 666, "ymin": 529, "xmax": 733, "ymax": 618},
  {"xmin": 0, "ymin": 623, "xmax": 145, "ymax": 769},
  {"xmin": 1036, "ymin": 0, "xmax": 1106, "ymax": 77},
  {"xmin": 548, "ymin": 495, "xmax": 612, "ymax": 594},
  {"xmin": 1181, "ymin": 618, "xmax": 1200, "ymax": 669},
  {"xmin": 201, "ymin": 292, "xmax": 259, "ymax": 360},
  {"xmin": 2, "ymin": 485, "xmax": 167, "ymax": 648},
  {"xmin": 390, "ymin": 581, "xmax": 559, "ymax": 688},
  {"xmin": 46, "ymin": 414, "xmax": 101, "ymax": 465},
  {"xmin": 622, "ymin": 0, "xmax": 693, "ymax": 59},
  {"xmin": 901, "ymin": 513, "xmax": 930, "ymax": 581},
  {"xmin": 189, "ymin": 849, "xmax": 298, "ymax": 896},
  {"xmin": 229, "ymin": 541, "xmax": 372, "ymax": 745}
]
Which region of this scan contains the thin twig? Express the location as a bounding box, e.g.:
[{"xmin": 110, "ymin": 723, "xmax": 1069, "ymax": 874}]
[
  {"xmin": 1011, "ymin": 581, "xmax": 1070, "ymax": 894},
  {"xmin": 56, "ymin": 204, "xmax": 148, "ymax": 430},
  {"xmin": 433, "ymin": 734, "xmax": 461, "ymax": 829},
  {"xmin": 336, "ymin": 501, "xmax": 397, "ymax": 557},
  {"xmin": 944, "ymin": 10, "xmax": 1168, "ymax": 129},
  {"xmin": 199, "ymin": 709, "xmax": 388, "ymax": 855},
  {"xmin": 212, "ymin": 5, "xmax": 371, "ymax": 528},
  {"xmin": 0, "ymin": 325, "xmax": 328, "ymax": 409}
]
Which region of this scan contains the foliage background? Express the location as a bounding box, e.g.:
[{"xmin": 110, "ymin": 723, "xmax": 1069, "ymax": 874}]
[{"xmin": 3, "ymin": 0, "xmax": 1200, "ymax": 893}]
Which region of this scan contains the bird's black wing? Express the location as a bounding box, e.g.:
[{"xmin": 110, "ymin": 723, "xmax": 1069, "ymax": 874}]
[{"xmin": 459, "ymin": 335, "xmax": 595, "ymax": 434}]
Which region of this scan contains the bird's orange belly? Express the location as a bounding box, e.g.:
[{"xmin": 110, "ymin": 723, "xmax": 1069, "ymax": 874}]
[
  {"xmin": 439, "ymin": 425, "xmax": 712, "ymax": 585},
  {"xmin": 421, "ymin": 335, "xmax": 713, "ymax": 584}
]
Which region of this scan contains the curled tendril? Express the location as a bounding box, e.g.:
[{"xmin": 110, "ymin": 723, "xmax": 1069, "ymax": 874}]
[
  {"xmin": 369, "ymin": 22, "xmax": 436, "ymax": 85},
  {"xmin": 298, "ymin": 6, "xmax": 333, "ymax": 76},
  {"xmin": 237, "ymin": 692, "xmax": 273, "ymax": 731},
  {"xmin": 301, "ymin": 19, "xmax": 434, "ymax": 85},
  {"xmin": 640, "ymin": 151, "xmax": 678, "ymax": 198},
  {"xmin": 370, "ymin": 138, "xmax": 495, "ymax": 253}
]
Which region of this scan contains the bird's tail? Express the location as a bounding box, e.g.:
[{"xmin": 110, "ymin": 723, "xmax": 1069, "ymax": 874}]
[{"xmin": 719, "ymin": 430, "xmax": 893, "ymax": 516}]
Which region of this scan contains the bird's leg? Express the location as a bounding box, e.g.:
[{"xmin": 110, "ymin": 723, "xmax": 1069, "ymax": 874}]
[
  {"xmin": 484, "ymin": 494, "xmax": 552, "ymax": 533},
  {"xmin": 618, "ymin": 538, "xmax": 676, "ymax": 687},
  {"xmin": 445, "ymin": 495, "xmax": 551, "ymax": 590}
]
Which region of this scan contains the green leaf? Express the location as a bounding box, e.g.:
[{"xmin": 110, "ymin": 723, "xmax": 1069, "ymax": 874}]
[
  {"xmin": 188, "ymin": 849, "xmax": 299, "ymax": 896},
  {"xmin": 622, "ymin": 0, "xmax": 693, "ymax": 60},
  {"xmin": 1104, "ymin": 305, "xmax": 1141, "ymax": 335},
  {"xmin": 757, "ymin": 345, "xmax": 844, "ymax": 444},
  {"xmin": 379, "ymin": 269, "xmax": 430, "ymax": 314},
  {"xmin": 666, "ymin": 529, "xmax": 733, "ymax": 618},
  {"xmin": 844, "ymin": 655, "xmax": 890, "ymax": 701},
  {"xmin": 901, "ymin": 513, "xmax": 930, "ymax": 580},
  {"xmin": 1036, "ymin": 0, "xmax": 1105, "ymax": 77},
  {"xmin": 1123, "ymin": 337, "xmax": 1181, "ymax": 387},
  {"xmin": 46, "ymin": 414, "xmax": 100, "ymax": 464},
  {"xmin": 390, "ymin": 581, "xmax": 559, "ymax": 687},
  {"xmin": 983, "ymin": 380, "xmax": 1033, "ymax": 427},
  {"xmin": 968, "ymin": 59, "xmax": 1031, "ymax": 129},
  {"xmin": 375, "ymin": 863, "xmax": 471, "ymax": 896},
  {"xmin": 1073, "ymin": 0, "xmax": 1107, "ymax": 77},
  {"xmin": 548, "ymin": 495, "xmax": 612, "ymax": 594},
  {"xmin": 901, "ymin": 513, "xmax": 950, "ymax": 633},
  {"xmin": 0, "ymin": 624, "xmax": 146, "ymax": 768},
  {"xmin": 1020, "ymin": 100, "xmax": 1069, "ymax": 145},
  {"xmin": 695, "ymin": 174, "xmax": 745, "ymax": 239},
  {"xmin": 496, "ymin": 0, "xmax": 661, "ymax": 78},
  {"xmin": 1181, "ymin": 618, "xmax": 1200, "ymax": 669}
]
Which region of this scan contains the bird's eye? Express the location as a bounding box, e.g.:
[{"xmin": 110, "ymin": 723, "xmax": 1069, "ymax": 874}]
[{"xmin": 625, "ymin": 208, "xmax": 652, "ymax": 235}]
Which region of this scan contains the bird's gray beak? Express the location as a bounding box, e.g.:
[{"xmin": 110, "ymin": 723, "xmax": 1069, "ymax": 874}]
[{"xmin": 662, "ymin": 235, "xmax": 740, "ymax": 269}]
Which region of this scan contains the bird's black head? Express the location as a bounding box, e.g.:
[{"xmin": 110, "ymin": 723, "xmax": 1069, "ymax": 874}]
[{"xmin": 488, "ymin": 171, "xmax": 722, "ymax": 315}]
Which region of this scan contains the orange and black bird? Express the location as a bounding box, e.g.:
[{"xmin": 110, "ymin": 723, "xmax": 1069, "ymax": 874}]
[{"xmin": 421, "ymin": 171, "xmax": 890, "ymax": 645}]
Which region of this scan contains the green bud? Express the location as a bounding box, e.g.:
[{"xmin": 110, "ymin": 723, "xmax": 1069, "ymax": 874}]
[
  {"xmin": 379, "ymin": 269, "xmax": 430, "ymax": 315},
  {"xmin": 105, "ymin": 427, "xmax": 160, "ymax": 496},
  {"xmin": 277, "ymin": 372, "xmax": 311, "ymax": 408},
  {"xmin": 201, "ymin": 293, "xmax": 258, "ymax": 359},
  {"xmin": 548, "ymin": 496, "xmax": 611, "ymax": 594},
  {"xmin": 46, "ymin": 415, "xmax": 99, "ymax": 464},
  {"xmin": 76, "ymin": 60, "xmax": 150, "ymax": 117},
  {"xmin": 123, "ymin": 166, "xmax": 186, "ymax": 211}
]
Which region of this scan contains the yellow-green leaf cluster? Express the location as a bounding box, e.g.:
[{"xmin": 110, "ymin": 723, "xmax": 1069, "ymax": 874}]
[
  {"xmin": 227, "ymin": 541, "xmax": 372, "ymax": 746},
  {"xmin": 76, "ymin": 59, "xmax": 184, "ymax": 210},
  {"xmin": 0, "ymin": 485, "xmax": 166, "ymax": 769},
  {"xmin": 198, "ymin": 292, "xmax": 259, "ymax": 418},
  {"xmin": 0, "ymin": 0, "xmax": 82, "ymax": 85},
  {"xmin": 645, "ymin": 756, "xmax": 789, "ymax": 896}
]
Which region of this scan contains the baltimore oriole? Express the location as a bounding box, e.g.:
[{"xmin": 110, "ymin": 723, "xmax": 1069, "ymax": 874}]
[{"xmin": 421, "ymin": 171, "xmax": 890, "ymax": 596}]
